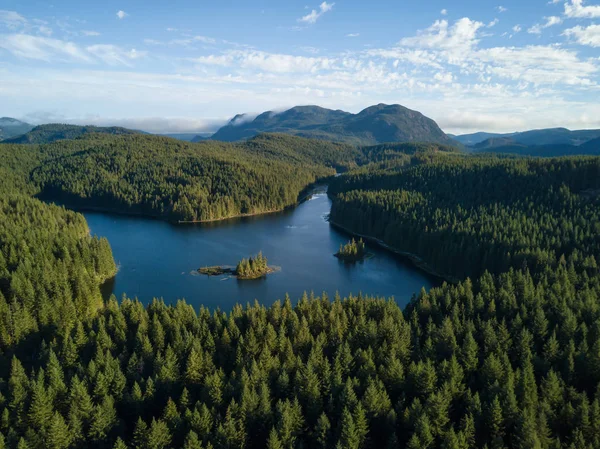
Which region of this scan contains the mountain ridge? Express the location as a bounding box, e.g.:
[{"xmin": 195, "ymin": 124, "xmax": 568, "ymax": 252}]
[
  {"xmin": 204, "ymin": 103, "xmax": 455, "ymax": 146},
  {"xmin": 456, "ymin": 127, "xmax": 600, "ymax": 149},
  {"xmin": 2, "ymin": 123, "xmax": 142, "ymax": 144}
]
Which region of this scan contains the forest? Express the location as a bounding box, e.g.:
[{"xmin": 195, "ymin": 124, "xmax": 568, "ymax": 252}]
[
  {"xmin": 26, "ymin": 133, "xmax": 362, "ymax": 222},
  {"xmin": 329, "ymin": 154, "xmax": 600, "ymax": 280},
  {"xmin": 1, "ymin": 131, "xmax": 600, "ymax": 448}
]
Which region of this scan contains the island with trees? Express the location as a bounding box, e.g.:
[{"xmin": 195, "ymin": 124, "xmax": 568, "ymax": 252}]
[
  {"xmin": 198, "ymin": 252, "xmax": 276, "ymax": 279},
  {"xmin": 335, "ymin": 238, "xmax": 368, "ymax": 262}
]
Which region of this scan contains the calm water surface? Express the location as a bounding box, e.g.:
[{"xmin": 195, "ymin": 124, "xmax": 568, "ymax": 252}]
[{"xmin": 87, "ymin": 187, "xmax": 439, "ymax": 310}]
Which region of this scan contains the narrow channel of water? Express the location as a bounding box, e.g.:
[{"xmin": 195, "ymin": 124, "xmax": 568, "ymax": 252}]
[{"xmin": 88, "ymin": 187, "xmax": 439, "ymax": 310}]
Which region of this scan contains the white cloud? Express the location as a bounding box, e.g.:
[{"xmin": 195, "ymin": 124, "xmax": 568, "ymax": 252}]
[
  {"xmin": 346, "ymin": 33, "xmax": 360, "ymax": 37},
  {"xmin": 170, "ymin": 35, "xmax": 216, "ymax": 46},
  {"xmin": 512, "ymin": 25, "xmax": 522, "ymax": 33},
  {"xmin": 299, "ymin": 2, "xmax": 334, "ymax": 24},
  {"xmin": 37, "ymin": 25, "xmax": 52, "ymax": 36},
  {"xmin": 528, "ymin": 24, "xmax": 542, "ymax": 35},
  {"xmin": 0, "ymin": 10, "xmax": 27, "ymax": 29},
  {"xmin": 545, "ymin": 16, "xmax": 562, "ymax": 26},
  {"xmin": 0, "ymin": 33, "xmax": 149, "ymax": 67},
  {"xmin": 434, "ymin": 71, "xmax": 454, "ymax": 83},
  {"xmin": 86, "ymin": 45, "xmax": 147, "ymax": 66},
  {"xmin": 564, "ymin": 0, "xmax": 600, "ymax": 18},
  {"xmin": 193, "ymin": 49, "xmax": 336, "ymax": 73},
  {"xmin": 528, "ymin": 16, "xmax": 562, "ymax": 34},
  {"xmin": 399, "ymin": 18, "xmax": 485, "ymax": 53},
  {"xmin": 116, "ymin": 10, "xmax": 128, "ymax": 20},
  {"xmin": 488, "ymin": 19, "xmax": 499, "ymax": 27},
  {"xmin": 441, "ymin": 9, "xmax": 448, "ymax": 15},
  {"xmin": 82, "ymin": 30, "xmax": 101, "ymax": 36},
  {"xmin": 496, "ymin": 6, "xmax": 508, "ymax": 12},
  {"xmin": 564, "ymin": 24, "xmax": 600, "ymax": 46},
  {"xmin": 0, "ymin": 34, "xmax": 92, "ymax": 62},
  {"xmin": 473, "ymin": 45, "xmax": 597, "ymax": 86},
  {"xmin": 366, "ymin": 48, "xmax": 443, "ymax": 68}
]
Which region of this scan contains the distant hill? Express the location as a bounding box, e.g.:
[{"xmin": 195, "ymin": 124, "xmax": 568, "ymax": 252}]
[
  {"xmin": 451, "ymin": 131, "xmax": 515, "ymax": 146},
  {"xmin": 207, "ymin": 104, "xmax": 455, "ymax": 146},
  {"xmin": 159, "ymin": 133, "xmax": 201, "ymax": 142},
  {"xmin": 474, "ymin": 136, "xmax": 600, "ymax": 157},
  {"xmin": 0, "ymin": 117, "xmax": 34, "ymax": 141},
  {"xmin": 2, "ymin": 124, "xmax": 141, "ymax": 144},
  {"xmin": 470, "ymin": 127, "xmax": 600, "ymax": 151}
]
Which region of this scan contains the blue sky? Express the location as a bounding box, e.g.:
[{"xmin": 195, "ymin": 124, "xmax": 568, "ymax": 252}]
[{"xmin": 1, "ymin": 0, "xmax": 599, "ymax": 134}]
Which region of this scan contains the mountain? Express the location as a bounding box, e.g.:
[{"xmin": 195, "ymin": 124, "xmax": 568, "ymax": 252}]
[
  {"xmin": 470, "ymin": 127, "xmax": 600, "ymax": 151},
  {"xmin": 210, "ymin": 106, "xmax": 351, "ymax": 142},
  {"xmin": 451, "ymin": 131, "xmax": 516, "ymax": 146},
  {"xmin": 581, "ymin": 136, "xmax": 600, "ymax": 152},
  {"xmin": 473, "ymin": 136, "xmax": 600, "ymax": 157},
  {"xmin": 2, "ymin": 123, "xmax": 141, "ymax": 144},
  {"xmin": 207, "ymin": 104, "xmax": 455, "ymax": 146},
  {"xmin": 0, "ymin": 117, "xmax": 34, "ymax": 140}
]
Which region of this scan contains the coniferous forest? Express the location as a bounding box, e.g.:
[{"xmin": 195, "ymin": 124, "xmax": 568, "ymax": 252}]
[{"xmin": 1, "ymin": 132, "xmax": 600, "ymax": 448}]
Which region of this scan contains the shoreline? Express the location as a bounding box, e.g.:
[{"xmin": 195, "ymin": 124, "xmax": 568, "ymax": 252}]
[
  {"xmin": 46, "ymin": 180, "xmax": 329, "ymax": 225},
  {"xmin": 328, "ymin": 219, "xmax": 458, "ymax": 284}
]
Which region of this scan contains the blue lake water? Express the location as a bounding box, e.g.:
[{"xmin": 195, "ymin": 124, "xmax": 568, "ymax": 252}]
[{"xmin": 87, "ymin": 187, "xmax": 438, "ymax": 310}]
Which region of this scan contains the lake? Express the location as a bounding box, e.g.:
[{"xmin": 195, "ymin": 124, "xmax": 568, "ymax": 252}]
[{"xmin": 87, "ymin": 187, "xmax": 439, "ymax": 310}]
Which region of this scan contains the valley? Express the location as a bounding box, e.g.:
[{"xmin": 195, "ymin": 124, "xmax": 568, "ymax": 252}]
[{"xmin": 1, "ymin": 104, "xmax": 600, "ymax": 449}]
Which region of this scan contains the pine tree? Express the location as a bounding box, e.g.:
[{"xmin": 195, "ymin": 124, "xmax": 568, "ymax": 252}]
[
  {"xmin": 147, "ymin": 419, "xmax": 171, "ymax": 449},
  {"xmin": 28, "ymin": 372, "xmax": 53, "ymax": 431},
  {"xmin": 183, "ymin": 431, "xmax": 203, "ymax": 449},
  {"xmin": 315, "ymin": 413, "xmax": 331, "ymax": 449},
  {"xmin": 266, "ymin": 427, "xmax": 283, "ymax": 449},
  {"xmin": 133, "ymin": 418, "xmax": 148, "ymax": 449},
  {"xmin": 46, "ymin": 412, "xmax": 72, "ymax": 449},
  {"xmin": 338, "ymin": 407, "xmax": 359, "ymax": 449},
  {"xmin": 113, "ymin": 437, "xmax": 128, "ymax": 449}
]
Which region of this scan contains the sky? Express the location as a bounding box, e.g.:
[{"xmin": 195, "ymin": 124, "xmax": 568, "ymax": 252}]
[{"xmin": 1, "ymin": 0, "xmax": 600, "ymax": 134}]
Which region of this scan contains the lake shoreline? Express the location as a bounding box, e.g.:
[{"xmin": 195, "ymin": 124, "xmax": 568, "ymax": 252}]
[
  {"xmin": 44, "ymin": 180, "xmax": 330, "ymax": 225},
  {"xmin": 328, "ymin": 219, "xmax": 458, "ymax": 284}
]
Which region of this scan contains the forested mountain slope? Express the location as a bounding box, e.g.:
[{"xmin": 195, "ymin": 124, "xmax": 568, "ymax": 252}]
[
  {"xmin": 2, "ymin": 124, "xmax": 140, "ymax": 144},
  {"xmin": 30, "ymin": 133, "xmax": 358, "ymax": 222}
]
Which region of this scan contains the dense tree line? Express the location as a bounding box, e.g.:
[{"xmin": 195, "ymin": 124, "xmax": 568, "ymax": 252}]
[
  {"xmin": 30, "ymin": 133, "xmax": 361, "ymax": 222},
  {"xmin": 1, "ymin": 124, "xmax": 139, "ymax": 144},
  {"xmin": 1, "ymin": 255, "xmax": 600, "ymax": 448},
  {"xmin": 329, "ymin": 154, "xmax": 600, "ymax": 279},
  {"xmin": 0, "ymin": 195, "xmax": 116, "ymax": 350}
]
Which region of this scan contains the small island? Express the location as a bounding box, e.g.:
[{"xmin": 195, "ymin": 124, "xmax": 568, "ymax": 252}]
[
  {"xmin": 198, "ymin": 252, "xmax": 276, "ymax": 279},
  {"xmin": 335, "ymin": 238, "xmax": 368, "ymax": 262}
]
